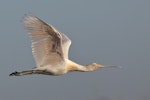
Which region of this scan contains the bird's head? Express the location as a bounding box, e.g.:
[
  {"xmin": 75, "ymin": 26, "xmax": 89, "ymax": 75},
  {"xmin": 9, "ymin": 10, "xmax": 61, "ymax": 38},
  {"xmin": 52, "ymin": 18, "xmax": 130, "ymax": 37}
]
[
  {"xmin": 86, "ymin": 63, "xmax": 104, "ymax": 71},
  {"xmin": 87, "ymin": 63, "xmax": 103, "ymax": 68},
  {"xmin": 86, "ymin": 63, "xmax": 122, "ymax": 71}
]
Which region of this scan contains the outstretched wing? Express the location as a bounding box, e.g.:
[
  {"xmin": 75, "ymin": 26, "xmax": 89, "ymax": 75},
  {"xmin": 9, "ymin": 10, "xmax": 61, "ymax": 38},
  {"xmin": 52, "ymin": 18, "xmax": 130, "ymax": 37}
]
[
  {"xmin": 23, "ymin": 15, "xmax": 64, "ymax": 67},
  {"xmin": 61, "ymin": 33, "xmax": 71, "ymax": 59}
]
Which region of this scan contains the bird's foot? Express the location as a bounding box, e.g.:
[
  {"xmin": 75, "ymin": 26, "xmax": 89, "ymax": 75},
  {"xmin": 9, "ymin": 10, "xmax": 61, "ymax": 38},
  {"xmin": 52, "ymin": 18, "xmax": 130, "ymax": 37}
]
[{"xmin": 9, "ymin": 71, "xmax": 21, "ymax": 76}]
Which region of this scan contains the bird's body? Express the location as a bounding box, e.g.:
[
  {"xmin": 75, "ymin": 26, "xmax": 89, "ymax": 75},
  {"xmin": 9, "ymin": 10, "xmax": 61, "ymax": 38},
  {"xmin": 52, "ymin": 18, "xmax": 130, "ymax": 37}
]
[{"xmin": 10, "ymin": 15, "xmax": 120, "ymax": 76}]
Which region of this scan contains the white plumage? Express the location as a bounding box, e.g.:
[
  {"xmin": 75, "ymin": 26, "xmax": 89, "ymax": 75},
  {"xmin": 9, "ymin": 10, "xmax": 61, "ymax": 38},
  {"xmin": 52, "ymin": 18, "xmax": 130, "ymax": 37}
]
[{"xmin": 10, "ymin": 15, "xmax": 121, "ymax": 76}]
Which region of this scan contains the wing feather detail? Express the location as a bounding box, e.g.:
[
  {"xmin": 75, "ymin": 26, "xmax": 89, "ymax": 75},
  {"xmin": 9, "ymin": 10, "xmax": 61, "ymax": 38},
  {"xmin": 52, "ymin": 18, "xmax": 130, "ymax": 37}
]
[{"xmin": 23, "ymin": 15, "xmax": 64, "ymax": 67}]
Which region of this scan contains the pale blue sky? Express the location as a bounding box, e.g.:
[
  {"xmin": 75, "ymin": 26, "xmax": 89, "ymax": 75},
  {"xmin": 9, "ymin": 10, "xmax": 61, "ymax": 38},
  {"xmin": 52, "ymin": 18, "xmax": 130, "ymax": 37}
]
[{"xmin": 0, "ymin": 0, "xmax": 150, "ymax": 100}]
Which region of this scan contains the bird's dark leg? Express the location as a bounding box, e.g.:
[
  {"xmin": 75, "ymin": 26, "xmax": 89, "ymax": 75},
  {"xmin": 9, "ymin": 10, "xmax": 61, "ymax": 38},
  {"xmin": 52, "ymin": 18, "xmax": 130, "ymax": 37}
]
[{"xmin": 9, "ymin": 70, "xmax": 43, "ymax": 76}]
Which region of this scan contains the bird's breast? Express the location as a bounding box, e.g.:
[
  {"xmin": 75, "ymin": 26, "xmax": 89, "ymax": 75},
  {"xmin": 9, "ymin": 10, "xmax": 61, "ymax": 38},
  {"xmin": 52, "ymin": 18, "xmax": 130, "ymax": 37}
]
[{"xmin": 42, "ymin": 63, "xmax": 67, "ymax": 75}]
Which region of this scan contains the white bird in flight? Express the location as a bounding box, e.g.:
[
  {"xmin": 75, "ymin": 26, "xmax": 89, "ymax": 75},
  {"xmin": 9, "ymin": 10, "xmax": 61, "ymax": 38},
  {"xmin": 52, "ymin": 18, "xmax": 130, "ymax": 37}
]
[{"xmin": 10, "ymin": 15, "xmax": 121, "ymax": 76}]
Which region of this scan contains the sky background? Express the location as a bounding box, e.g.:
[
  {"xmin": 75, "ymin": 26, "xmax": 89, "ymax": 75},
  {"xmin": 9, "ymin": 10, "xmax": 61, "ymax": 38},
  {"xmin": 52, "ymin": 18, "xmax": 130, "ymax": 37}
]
[{"xmin": 0, "ymin": 0, "xmax": 150, "ymax": 100}]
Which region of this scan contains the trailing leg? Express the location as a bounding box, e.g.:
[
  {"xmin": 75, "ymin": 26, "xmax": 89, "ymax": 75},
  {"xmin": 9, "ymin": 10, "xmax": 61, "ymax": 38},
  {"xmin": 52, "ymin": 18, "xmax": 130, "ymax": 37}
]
[{"xmin": 9, "ymin": 70, "xmax": 43, "ymax": 76}]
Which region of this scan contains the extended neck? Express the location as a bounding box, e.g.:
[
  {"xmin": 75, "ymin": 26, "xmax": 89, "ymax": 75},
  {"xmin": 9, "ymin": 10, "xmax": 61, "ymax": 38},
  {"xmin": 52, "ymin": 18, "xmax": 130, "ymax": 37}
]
[
  {"xmin": 66, "ymin": 59, "xmax": 102, "ymax": 72},
  {"xmin": 66, "ymin": 59, "xmax": 87, "ymax": 72}
]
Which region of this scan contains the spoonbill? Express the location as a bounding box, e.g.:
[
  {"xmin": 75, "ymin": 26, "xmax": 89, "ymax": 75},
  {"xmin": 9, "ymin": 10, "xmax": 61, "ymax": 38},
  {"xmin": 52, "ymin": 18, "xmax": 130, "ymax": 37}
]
[{"xmin": 10, "ymin": 15, "xmax": 121, "ymax": 76}]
